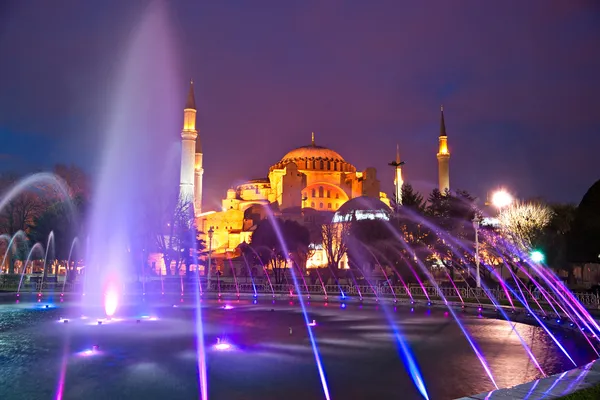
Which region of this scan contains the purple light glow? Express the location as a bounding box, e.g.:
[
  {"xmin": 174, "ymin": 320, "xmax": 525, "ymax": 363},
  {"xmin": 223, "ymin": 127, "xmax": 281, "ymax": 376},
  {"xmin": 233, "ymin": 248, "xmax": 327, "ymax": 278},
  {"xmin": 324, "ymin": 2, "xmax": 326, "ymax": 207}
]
[
  {"xmin": 77, "ymin": 348, "xmax": 101, "ymax": 357},
  {"xmin": 214, "ymin": 343, "xmax": 232, "ymax": 351},
  {"xmin": 222, "ymin": 305, "xmax": 234, "ymax": 310}
]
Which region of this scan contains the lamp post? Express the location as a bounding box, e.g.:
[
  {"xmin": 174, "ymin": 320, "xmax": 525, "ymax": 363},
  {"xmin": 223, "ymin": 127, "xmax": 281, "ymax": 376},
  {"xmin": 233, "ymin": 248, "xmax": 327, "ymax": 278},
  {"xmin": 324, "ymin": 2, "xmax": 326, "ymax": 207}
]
[
  {"xmin": 207, "ymin": 226, "xmax": 214, "ymax": 291},
  {"xmin": 472, "ymin": 215, "xmax": 481, "ymax": 288},
  {"xmin": 388, "ymin": 156, "xmax": 405, "ymax": 214}
]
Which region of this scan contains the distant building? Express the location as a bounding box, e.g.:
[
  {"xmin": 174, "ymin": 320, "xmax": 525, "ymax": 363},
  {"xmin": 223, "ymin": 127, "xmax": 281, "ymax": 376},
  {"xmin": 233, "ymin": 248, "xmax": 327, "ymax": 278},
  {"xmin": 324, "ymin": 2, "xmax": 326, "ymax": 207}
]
[{"xmin": 153, "ymin": 85, "xmax": 453, "ymax": 274}]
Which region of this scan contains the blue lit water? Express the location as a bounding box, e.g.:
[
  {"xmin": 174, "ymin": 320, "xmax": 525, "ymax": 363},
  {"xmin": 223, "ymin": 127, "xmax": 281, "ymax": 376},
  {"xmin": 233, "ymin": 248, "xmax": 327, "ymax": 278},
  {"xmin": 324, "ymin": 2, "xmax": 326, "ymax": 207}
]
[{"xmin": 0, "ymin": 295, "xmax": 594, "ymax": 400}]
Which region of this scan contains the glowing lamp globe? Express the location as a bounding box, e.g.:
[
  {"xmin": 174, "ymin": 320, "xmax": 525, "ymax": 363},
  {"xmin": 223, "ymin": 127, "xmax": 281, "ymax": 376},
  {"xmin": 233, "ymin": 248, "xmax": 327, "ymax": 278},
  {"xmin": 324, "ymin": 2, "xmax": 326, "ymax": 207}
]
[
  {"xmin": 104, "ymin": 286, "xmax": 119, "ymax": 317},
  {"xmin": 491, "ymin": 190, "xmax": 513, "ymax": 209},
  {"xmin": 530, "ymin": 250, "xmax": 545, "ymax": 263}
]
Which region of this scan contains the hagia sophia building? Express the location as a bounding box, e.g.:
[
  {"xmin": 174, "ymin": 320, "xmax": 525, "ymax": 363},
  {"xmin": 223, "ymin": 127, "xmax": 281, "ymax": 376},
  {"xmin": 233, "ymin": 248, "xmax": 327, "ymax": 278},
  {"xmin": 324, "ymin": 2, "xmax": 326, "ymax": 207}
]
[{"xmin": 167, "ymin": 81, "xmax": 450, "ymax": 273}]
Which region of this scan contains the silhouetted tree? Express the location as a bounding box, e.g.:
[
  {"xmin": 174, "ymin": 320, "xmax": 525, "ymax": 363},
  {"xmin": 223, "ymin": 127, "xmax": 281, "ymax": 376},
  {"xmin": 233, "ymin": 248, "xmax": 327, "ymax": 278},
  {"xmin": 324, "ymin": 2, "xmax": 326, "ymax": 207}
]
[
  {"xmin": 0, "ymin": 174, "xmax": 47, "ymax": 273},
  {"xmin": 424, "ymin": 189, "xmax": 478, "ymax": 279},
  {"xmin": 399, "ymin": 183, "xmax": 425, "ymax": 213},
  {"xmin": 29, "ymin": 196, "xmax": 87, "ymax": 278},
  {"xmin": 568, "ymin": 180, "xmax": 600, "ymax": 264},
  {"xmin": 250, "ymin": 218, "xmax": 310, "ymax": 284},
  {"xmin": 321, "ymin": 222, "xmax": 350, "ymax": 269}
]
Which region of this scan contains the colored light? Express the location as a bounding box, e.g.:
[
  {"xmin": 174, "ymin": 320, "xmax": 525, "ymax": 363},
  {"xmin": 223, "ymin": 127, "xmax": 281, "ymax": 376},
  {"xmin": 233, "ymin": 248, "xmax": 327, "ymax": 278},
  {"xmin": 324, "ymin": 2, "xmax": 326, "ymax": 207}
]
[
  {"xmin": 214, "ymin": 343, "xmax": 231, "ymax": 350},
  {"xmin": 223, "ymin": 304, "xmax": 234, "ymax": 310},
  {"xmin": 491, "ymin": 189, "xmax": 513, "ymax": 208},
  {"xmin": 104, "ymin": 284, "xmax": 119, "ymax": 317},
  {"xmin": 530, "ymin": 250, "xmax": 545, "ymax": 263}
]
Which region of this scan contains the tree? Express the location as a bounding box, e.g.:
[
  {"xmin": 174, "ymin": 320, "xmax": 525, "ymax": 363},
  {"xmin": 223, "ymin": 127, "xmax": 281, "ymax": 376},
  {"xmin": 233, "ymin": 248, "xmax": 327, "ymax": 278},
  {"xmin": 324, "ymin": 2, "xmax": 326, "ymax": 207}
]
[
  {"xmin": 399, "ymin": 183, "xmax": 425, "ymax": 213},
  {"xmin": 250, "ymin": 218, "xmax": 310, "ymax": 284},
  {"xmin": 0, "ymin": 174, "xmax": 47, "ymax": 273},
  {"xmin": 154, "ymin": 197, "xmax": 197, "ymax": 276},
  {"xmin": 29, "ymin": 196, "xmax": 87, "ymax": 278},
  {"xmin": 424, "ymin": 188, "xmax": 479, "ymax": 279},
  {"xmin": 321, "ymin": 222, "xmax": 350, "ymax": 269},
  {"xmin": 497, "ymin": 201, "xmax": 554, "ymax": 254},
  {"xmin": 52, "ymin": 164, "xmax": 90, "ymax": 200},
  {"xmin": 568, "ymin": 180, "xmax": 600, "ymax": 264},
  {"xmin": 535, "ymin": 203, "xmax": 576, "ymax": 278}
]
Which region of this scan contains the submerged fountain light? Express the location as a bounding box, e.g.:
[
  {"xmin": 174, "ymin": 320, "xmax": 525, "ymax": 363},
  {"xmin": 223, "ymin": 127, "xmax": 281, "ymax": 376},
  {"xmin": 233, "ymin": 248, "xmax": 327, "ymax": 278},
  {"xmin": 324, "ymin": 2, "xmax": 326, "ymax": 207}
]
[
  {"xmin": 309, "ymin": 320, "xmax": 317, "ymax": 326},
  {"xmin": 104, "ymin": 284, "xmax": 119, "ymax": 318},
  {"xmin": 222, "ymin": 304, "xmax": 234, "ymax": 310},
  {"xmin": 213, "ymin": 338, "xmax": 232, "ymax": 351}
]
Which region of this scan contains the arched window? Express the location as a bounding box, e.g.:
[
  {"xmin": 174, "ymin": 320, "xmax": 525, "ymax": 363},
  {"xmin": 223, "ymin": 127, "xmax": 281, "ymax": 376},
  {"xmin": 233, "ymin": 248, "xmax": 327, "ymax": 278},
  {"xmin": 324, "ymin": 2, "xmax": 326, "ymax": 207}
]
[
  {"xmin": 312, "ymin": 160, "xmax": 316, "ymax": 169},
  {"xmin": 318, "ymin": 186, "xmax": 324, "ymax": 197},
  {"xmin": 327, "ymin": 190, "xmax": 331, "ymax": 198},
  {"xmin": 319, "ymin": 160, "xmax": 323, "ymax": 169},
  {"xmin": 327, "ymin": 161, "xmax": 331, "ymax": 170},
  {"xmin": 311, "ymin": 202, "xmax": 315, "ymax": 208},
  {"xmin": 319, "ymin": 202, "xmax": 324, "ymax": 209},
  {"xmin": 335, "ymin": 203, "xmax": 339, "ymax": 209},
  {"xmin": 335, "ymin": 193, "xmax": 339, "ymax": 199},
  {"xmin": 327, "ymin": 203, "xmax": 332, "ymax": 209},
  {"xmin": 312, "ymin": 188, "xmax": 316, "ymax": 197}
]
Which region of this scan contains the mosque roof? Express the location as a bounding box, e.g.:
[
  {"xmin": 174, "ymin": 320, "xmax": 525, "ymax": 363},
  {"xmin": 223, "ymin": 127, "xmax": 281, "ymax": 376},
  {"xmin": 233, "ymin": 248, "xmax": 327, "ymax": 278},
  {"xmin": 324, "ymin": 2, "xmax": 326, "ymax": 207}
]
[
  {"xmin": 280, "ymin": 133, "xmax": 345, "ymax": 163},
  {"xmin": 280, "ymin": 145, "xmax": 345, "ymax": 163}
]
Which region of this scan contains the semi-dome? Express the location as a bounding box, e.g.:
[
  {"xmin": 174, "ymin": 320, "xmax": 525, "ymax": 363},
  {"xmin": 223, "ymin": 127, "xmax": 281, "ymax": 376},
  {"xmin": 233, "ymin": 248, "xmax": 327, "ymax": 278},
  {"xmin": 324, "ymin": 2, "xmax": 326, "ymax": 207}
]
[{"xmin": 332, "ymin": 196, "xmax": 391, "ymax": 223}]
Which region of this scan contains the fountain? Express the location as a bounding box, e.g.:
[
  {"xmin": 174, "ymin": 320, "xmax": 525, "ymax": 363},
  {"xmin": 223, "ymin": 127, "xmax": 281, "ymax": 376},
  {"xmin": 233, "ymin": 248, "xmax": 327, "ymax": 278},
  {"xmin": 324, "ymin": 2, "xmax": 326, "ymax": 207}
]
[{"xmin": 1, "ymin": 5, "xmax": 599, "ymax": 400}]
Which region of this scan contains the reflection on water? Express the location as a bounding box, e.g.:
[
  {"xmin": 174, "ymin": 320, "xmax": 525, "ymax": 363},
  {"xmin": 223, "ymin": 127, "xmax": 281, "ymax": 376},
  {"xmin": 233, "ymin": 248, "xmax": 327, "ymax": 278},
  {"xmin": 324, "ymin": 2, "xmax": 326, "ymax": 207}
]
[{"xmin": 0, "ymin": 298, "xmax": 595, "ymax": 400}]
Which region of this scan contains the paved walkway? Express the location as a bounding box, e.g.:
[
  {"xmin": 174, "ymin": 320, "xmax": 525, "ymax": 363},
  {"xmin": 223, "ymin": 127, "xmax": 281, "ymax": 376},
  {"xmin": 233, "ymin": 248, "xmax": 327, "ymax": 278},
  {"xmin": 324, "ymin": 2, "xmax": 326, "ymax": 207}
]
[{"xmin": 457, "ymin": 359, "xmax": 600, "ymax": 399}]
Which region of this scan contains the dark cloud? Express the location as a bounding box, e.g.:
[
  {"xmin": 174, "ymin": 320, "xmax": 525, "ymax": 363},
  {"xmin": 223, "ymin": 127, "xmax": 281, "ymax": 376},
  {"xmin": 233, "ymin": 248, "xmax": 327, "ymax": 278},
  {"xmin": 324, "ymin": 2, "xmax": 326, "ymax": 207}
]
[{"xmin": 1, "ymin": 0, "xmax": 599, "ymax": 205}]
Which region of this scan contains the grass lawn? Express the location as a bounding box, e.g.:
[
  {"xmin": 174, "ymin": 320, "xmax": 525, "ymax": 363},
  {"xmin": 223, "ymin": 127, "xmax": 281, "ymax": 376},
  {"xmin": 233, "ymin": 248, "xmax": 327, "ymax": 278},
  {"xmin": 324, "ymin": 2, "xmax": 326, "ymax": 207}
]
[{"xmin": 558, "ymin": 384, "xmax": 600, "ymax": 399}]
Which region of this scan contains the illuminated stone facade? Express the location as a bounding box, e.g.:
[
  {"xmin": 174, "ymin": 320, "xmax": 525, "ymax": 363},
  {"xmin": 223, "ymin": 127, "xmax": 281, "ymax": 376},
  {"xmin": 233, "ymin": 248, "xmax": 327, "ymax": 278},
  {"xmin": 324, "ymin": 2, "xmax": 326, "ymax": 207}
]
[
  {"xmin": 173, "ymin": 85, "xmax": 449, "ymax": 273},
  {"xmin": 197, "ymin": 133, "xmax": 390, "ymax": 260}
]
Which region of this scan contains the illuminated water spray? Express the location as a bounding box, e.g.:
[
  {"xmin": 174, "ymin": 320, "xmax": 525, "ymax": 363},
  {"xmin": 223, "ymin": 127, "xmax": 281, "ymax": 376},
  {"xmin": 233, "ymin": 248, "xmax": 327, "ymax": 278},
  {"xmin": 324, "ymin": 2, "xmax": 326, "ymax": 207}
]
[{"xmin": 104, "ymin": 283, "xmax": 119, "ymax": 318}]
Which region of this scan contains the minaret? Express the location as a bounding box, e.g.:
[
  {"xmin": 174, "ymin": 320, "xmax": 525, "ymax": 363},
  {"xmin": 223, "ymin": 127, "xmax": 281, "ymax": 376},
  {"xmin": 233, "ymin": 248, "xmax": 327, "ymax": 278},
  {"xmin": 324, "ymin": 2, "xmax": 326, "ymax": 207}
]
[
  {"xmin": 179, "ymin": 80, "xmax": 198, "ymax": 207},
  {"xmin": 194, "ymin": 91, "xmax": 204, "ymax": 216},
  {"xmin": 311, "ymin": 131, "xmax": 316, "ymax": 146},
  {"xmin": 388, "ymin": 144, "xmax": 405, "ymax": 211},
  {"xmin": 437, "ymin": 105, "xmax": 450, "ymax": 193}
]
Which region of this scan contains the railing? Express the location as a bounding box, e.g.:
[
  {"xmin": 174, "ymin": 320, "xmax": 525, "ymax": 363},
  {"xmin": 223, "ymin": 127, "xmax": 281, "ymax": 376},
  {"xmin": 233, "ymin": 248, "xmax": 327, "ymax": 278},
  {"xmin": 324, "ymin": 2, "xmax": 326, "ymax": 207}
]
[
  {"xmin": 137, "ymin": 279, "xmax": 599, "ymax": 309},
  {"xmin": 2, "ymin": 277, "xmax": 597, "ymax": 310},
  {"xmin": 0, "ymin": 282, "xmax": 75, "ymax": 292}
]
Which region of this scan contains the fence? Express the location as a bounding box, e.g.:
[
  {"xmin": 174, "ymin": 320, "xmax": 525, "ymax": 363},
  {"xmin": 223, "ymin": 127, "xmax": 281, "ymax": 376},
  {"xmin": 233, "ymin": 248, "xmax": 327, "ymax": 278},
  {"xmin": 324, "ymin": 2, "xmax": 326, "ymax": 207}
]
[{"xmin": 2, "ymin": 277, "xmax": 597, "ymax": 309}]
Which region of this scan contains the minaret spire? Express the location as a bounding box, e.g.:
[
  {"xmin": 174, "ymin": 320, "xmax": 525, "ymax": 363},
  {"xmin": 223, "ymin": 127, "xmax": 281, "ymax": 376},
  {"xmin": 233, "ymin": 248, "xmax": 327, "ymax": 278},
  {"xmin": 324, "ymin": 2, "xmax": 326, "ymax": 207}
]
[
  {"xmin": 185, "ymin": 79, "xmax": 196, "ymax": 110},
  {"xmin": 311, "ymin": 132, "xmax": 315, "ymax": 146},
  {"xmin": 440, "ymin": 105, "xmax": 447, "ymax": 137},
  {"xmin": 395, "ymin": 143, "xmax": 401, "ymax": 164},
  {"xmin": 437, "ymin": 105, "xmax": 450, "ymax": 193}
]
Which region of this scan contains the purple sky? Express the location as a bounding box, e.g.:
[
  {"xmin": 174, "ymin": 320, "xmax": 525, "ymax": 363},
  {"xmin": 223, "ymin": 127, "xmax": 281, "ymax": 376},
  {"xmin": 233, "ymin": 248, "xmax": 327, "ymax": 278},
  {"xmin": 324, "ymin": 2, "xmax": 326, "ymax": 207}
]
[{"xmin": 1, "ymin": 0, "xmax": 599, "ymax": 208}]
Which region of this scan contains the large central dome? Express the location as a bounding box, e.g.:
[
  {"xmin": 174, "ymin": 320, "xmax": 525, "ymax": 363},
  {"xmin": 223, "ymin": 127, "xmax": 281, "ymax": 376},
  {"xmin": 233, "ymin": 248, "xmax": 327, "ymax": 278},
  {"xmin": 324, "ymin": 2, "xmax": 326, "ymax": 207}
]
[
  {"xmin": 270, "ymin": 133, "xmax": 356, "ymax": 173},
  {"xmin": 280, "ymin": 145, "xmax": 345, "ymax": 163}
]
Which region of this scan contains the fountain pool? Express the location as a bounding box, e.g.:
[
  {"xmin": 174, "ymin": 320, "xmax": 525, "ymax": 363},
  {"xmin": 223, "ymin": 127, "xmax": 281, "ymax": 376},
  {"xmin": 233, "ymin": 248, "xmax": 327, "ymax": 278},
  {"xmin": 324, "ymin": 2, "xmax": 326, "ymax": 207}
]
[{"xmin": 0, "ymin": 296, "xmax": 595, "ymax": 400}]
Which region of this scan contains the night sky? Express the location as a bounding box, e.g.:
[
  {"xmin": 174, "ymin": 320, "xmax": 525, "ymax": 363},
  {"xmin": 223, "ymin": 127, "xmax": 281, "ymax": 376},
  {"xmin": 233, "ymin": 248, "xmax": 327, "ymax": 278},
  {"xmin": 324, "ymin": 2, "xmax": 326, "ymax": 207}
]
[{"xmin": 1, "ymin": 1, "xmax": 599, "ymax": 208}]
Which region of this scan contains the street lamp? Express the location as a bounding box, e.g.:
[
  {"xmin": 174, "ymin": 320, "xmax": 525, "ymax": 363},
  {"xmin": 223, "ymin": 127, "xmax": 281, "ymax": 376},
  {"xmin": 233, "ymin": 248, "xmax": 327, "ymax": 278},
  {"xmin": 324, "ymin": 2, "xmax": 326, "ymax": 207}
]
[
  {"xmin": 530, "ymin": 250, "xmax": 545, "ymax": 263},
  {"xmin": 207, "ymin": 227, "xmax": 214, "ymax": 291},
  {"xmin": 472, "ymin": 215, "xmax": 481, "ymax": 288},
  {"xmin": 490, "ymin": 189, "xmax": 513, "ymax": 209}
]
